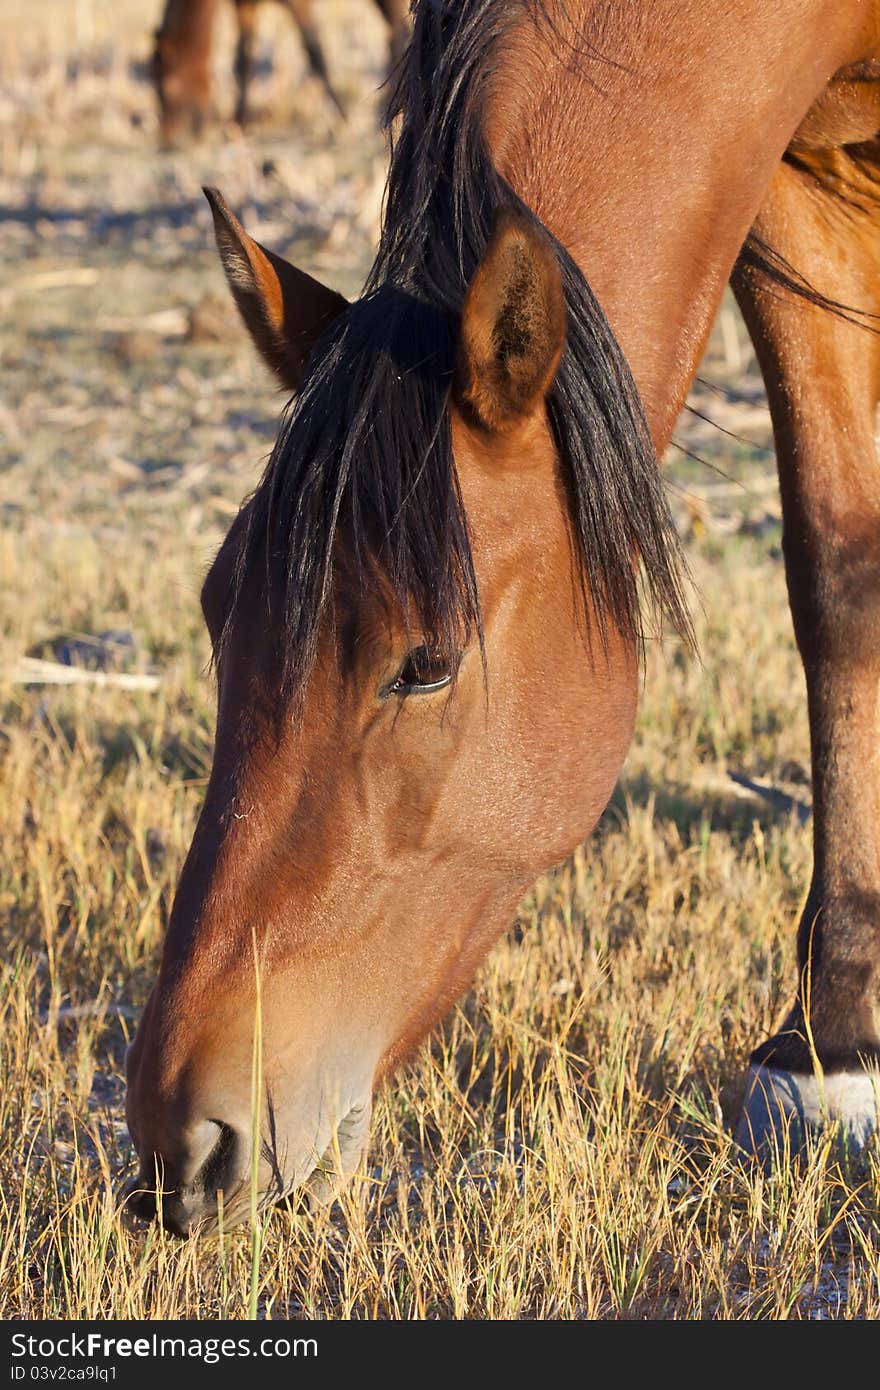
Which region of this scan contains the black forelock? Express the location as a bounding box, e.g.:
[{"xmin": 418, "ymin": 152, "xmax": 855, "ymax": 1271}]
[{"xmin": 223, "ymin": 0, "xmax": 691, "ymax": 703}]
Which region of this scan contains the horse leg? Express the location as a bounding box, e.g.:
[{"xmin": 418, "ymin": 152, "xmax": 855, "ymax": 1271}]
[
  {"xmin": 732, "ymin": 151, "xmax": 880, "ymax": 1155},
  {"xmin": 282, "ymin": 0, "xmax": 346, "ymax": 118},
  {"xmin": 372, "ymin": 0, "xmax": 409, "ymax": 74},
  {"xmin": 153, "ymin": 0, "xmax": 219, "ymax": 145},
  {"xmin": 233, "ymin": 0, "xmax": 258, "ymax": 128}
]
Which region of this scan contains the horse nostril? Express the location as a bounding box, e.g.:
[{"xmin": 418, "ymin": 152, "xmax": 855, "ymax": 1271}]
[
  {"xmin": 117, "ymin": 1121, "xmax": 243, "ymax": 1232},
  {"xmin": 194, "ymin": 1120, "xmax": 241, "ymax": 1198}
]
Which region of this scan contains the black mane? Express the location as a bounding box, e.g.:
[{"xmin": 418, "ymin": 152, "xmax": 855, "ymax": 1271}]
[{"xmin": 228, "ymin": 0, "xmax": 690, "ymax": 699}]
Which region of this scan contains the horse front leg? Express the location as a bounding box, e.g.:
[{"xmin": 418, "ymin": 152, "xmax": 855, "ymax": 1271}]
[
  {"xmin": 372, "ymin": 0, "xmax": 410, "ymax": 74},
  {"xmin": 732, "ymin": 153, "xmax": 880, "ymax": 1156},
  {"xmin": 233, "ymin": 0, "xmax": 259, "ymax": 128},
  {"xmin": 283, "ymin": 0, "xmax": 346, "ymax": 118}
]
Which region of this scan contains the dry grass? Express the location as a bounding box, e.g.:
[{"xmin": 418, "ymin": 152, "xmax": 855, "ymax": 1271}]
[{"xmin": 2, "ymin": 0, "xmax": 880, "ymax": 1321}]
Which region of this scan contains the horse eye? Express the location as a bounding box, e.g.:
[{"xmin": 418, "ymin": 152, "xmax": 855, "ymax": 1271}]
[{"xmin": 380, "ymin": 646, "xmax": 453, "ymax": 698}]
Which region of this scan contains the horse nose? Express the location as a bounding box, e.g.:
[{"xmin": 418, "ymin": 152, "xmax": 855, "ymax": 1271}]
[
  {"xmin": 121, "ymin": 1119, "xmax": 244, "ymax": 1233},
  {"xmin": 120, "ymin": 1179, "xmax": 206, "ymax": 1236},
  {"xmin": 119, "ymin": 1177, "xmax": 189, "ymax": 1234}
]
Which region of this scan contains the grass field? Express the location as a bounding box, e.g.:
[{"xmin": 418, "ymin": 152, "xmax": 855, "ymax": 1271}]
[{"xmin": 2, "ymin": 0, "xmax": 879, "ymax": 1321}]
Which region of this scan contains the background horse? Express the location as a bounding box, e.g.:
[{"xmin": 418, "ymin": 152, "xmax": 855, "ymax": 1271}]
[
  {"xmin": 152, "ymin": 0, "xmax": 410, "ymax": 141},
  {"xmin": 126, "ymin": 0, "xmax": 880, "ymax": 1232}
]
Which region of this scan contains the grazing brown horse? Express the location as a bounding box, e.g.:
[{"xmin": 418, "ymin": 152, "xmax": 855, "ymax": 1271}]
[
  {"xmin": 152, "ymin": 0, "xmax": 410, "ymax": 142},
  {"xmin": 126, "ymin": 0, "xmax": 880, "ymax": 1231}
]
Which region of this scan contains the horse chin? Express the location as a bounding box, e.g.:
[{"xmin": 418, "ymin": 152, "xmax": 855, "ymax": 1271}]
[
  {"xmin": 257, "ymin": 1093, "xmax": 375, "ymax": 1221},
  {"xmin": 301, "ymin": 1095, "xmax": 373, "ymax": 1210},
  {"xmin": 210, "ymin": 1094, "xmax": 373, "ymax": 1230},
  {"xmin": 249, "ymin": 1097, "xmax": 376, "ymax": 1230}
]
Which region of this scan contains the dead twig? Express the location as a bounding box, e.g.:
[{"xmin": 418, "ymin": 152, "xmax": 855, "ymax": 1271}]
[{"xmin": 4, "ymin": 656, "xmax": 160, "ymax": 691}]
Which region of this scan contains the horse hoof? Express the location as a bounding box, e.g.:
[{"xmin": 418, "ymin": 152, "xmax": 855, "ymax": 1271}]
[{"xmin": 735, "ymin": 1063, "xmax": 879, "ymax": 1160}]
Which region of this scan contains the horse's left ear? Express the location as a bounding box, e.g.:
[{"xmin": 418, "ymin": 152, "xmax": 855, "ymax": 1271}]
[
  {"xmin": 203, "ymin": 187, "xmax": 348, "ymax": 391},
  {"xmin": 456, "ymin": 206, "xmax": 566, "ymax": 432}
]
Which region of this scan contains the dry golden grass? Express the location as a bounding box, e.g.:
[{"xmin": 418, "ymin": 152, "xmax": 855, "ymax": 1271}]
[{"xmin": 2, "ymin": 0, "xmax": 880, "ymax": 1322}]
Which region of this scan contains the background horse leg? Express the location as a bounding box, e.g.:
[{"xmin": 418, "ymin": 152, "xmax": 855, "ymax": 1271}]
[
  {"xmin": 733, "ymin": 148, "xmax": 880, "ymax": 1155},
  {"xmin": 372, "ymin": 0, "xmax": 410, "ymax": 74},
  {"xmin": 233, "ymin": 0, "xmax": 259, "ymax": 128},
  {"xmin": 153, "ymin": 0, "xmax": 220, "ymax": 145},
  {"xmin": 282, "ymin": 0, "xmax": 346, "ymax": 118}
]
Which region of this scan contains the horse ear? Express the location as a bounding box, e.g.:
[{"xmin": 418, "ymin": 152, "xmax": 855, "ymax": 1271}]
[
  {"xmin": 203, "ymin": 187, "xmax": 347, "ymax": 391},
  {"xmin": 456, "ymin": 206, "xmax": 566, "ymax": 432}
]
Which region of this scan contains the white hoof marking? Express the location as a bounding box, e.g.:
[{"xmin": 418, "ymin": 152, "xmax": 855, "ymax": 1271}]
[{"xmin": 736, "ymin": 1063, "xmax": 880, "ymax": 1156}]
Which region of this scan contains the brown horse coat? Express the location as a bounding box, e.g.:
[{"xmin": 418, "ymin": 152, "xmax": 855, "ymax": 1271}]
[{"xmin": 126, "ymin": 0, "xmax": 880, "ymax": 1229}]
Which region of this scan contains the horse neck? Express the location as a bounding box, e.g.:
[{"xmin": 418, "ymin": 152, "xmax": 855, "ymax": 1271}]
[{"xmin": 487, "ymin": 0, "xmax": 871, "ymax": 448}]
